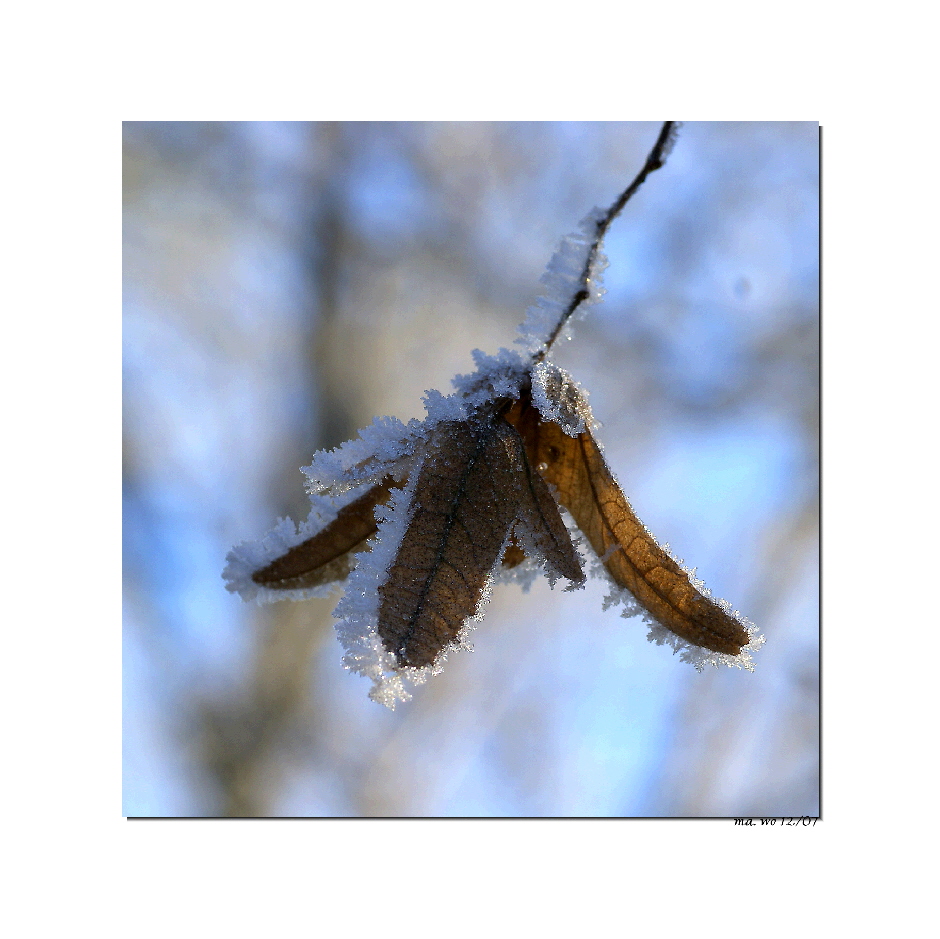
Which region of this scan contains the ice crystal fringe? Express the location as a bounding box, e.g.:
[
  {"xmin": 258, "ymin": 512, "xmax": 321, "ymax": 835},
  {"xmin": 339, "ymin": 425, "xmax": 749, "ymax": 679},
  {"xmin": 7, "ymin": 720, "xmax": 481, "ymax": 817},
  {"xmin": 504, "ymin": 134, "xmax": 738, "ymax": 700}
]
[
  {"xmin": 645, "ymin": 613, "xmax": 764, "ymax": 671},
  {"xmin": 531, "ymin": 361, "xmax": 596, "ymax": 438},
  {"xmin": 302, "ymin": 414, "xmax": 420, "ymax": 497},
  {"xmin": 331, "ymin": 467, "xmax": 425, "ymax": 708},
  {"xmin": 516, "ymin": 208, "xmax": 609, "ymax": 356},
  {"xmin": 223, "ymin": 486, "xmax": 375, "ymax": 604}
]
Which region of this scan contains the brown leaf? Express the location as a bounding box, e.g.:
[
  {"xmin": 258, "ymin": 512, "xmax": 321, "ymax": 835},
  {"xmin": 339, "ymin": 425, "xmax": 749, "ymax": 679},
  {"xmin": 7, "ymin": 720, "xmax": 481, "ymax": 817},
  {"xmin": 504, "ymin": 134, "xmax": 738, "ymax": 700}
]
[
  {"xmin": 251, "ymin": 478, "xmax": 396, "ymax": 591},
  {"xmin": 377, "ymin": 414, "xmax": 583, "ymax": 668},
  {"xmin": 500, "ymin": 532, "xmax": 527, "ymax": 569},
  {"xmin": 505, "ymin": 393, "xmax": 749, "ymax": 655}
]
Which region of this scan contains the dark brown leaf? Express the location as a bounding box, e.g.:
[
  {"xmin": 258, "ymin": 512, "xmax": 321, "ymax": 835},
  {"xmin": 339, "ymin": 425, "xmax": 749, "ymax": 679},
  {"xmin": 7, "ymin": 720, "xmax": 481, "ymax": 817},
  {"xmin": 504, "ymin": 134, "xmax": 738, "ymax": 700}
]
[
  {"xmin": 505, "ymin": 393, "xmax": 749, "ymax": 655},
  {"xmin": 251, "ymin": 478, "xmax": 396, "ymax": 591},
  {"xmin": 377, "ymin": 414, "xmax": 582, "ymax": 668}
]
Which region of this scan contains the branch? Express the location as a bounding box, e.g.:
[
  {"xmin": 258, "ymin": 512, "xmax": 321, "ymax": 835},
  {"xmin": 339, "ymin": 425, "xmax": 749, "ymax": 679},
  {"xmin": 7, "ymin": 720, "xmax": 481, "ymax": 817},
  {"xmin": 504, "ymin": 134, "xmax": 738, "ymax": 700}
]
[{"xmin": 537, "ymin": 121, "xmax": 680, "ymax": 360}]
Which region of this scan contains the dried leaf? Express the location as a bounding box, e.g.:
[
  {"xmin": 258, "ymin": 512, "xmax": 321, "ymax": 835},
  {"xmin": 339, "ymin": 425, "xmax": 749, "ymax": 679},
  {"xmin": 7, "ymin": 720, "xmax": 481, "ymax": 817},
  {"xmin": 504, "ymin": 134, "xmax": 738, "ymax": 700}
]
[
  {"xmin": 377, "ymin": 414, "xmax": 582, "ymax": 668},
  {"xmin": 504, "ymin": 392, "xmax": 749, "ymax": 655},
  {"xmin": 251, "ymin": 478, "xmax": 396, "ymax": 591}
]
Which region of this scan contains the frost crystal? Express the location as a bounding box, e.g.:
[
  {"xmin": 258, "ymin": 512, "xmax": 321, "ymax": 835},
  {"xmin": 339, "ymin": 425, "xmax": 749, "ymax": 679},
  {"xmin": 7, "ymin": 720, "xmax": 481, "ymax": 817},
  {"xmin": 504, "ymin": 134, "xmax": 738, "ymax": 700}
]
[
  {"xmin": 531, "ymin": 360, "xmax": 596, "ymax": 437},
  {"xmin": 516, "ymin": 208, "xmax": 609, "ymax": 356},
  {"xmin": 224, "ymin": 485, "xmax": 373, "ymax": 604},
  {"xmin": 645, "ymin": 614, "xmax": 765, "ymax": 671},
  {"xmin": 302, "ymin": 414, "xmax": 420, "ymax": 497},
  {"xmin": 331, "ymin": 468, "xmax": 424, "ymax": 708}
]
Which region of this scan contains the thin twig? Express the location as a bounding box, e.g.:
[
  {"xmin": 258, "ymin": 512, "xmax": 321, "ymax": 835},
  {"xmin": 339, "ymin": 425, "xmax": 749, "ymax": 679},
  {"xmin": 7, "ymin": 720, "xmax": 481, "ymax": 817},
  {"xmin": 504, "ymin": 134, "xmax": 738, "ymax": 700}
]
[{"xmin": 538, "ymin": 121, "xmax": 680, "ymax": 360}]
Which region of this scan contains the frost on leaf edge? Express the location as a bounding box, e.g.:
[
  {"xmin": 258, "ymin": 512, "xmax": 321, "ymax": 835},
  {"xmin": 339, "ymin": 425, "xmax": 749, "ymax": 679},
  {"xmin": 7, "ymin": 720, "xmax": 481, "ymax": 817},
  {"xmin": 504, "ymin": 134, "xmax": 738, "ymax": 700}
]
[
  {"xmin": 598, "ymin": 541, "xmax": 765, "ymax": 671},
  {"xmin": 222, "ymin": 486, "xmax": 376, "ymax": 605}
]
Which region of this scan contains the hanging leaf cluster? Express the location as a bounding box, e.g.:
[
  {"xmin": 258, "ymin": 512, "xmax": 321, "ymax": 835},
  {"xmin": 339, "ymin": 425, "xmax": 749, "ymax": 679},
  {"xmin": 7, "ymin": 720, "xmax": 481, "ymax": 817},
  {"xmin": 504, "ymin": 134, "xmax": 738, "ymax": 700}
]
[{"xmin": 224, "ymin": 123, "xmax": 762, "ymax": 708}]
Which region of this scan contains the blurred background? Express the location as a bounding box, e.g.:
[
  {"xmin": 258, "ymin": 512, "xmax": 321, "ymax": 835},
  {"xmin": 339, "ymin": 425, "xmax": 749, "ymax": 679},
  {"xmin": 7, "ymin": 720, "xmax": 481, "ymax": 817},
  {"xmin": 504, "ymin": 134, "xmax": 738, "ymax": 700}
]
[{"xmin": 123, "ymin": 121, "xmax": 818, "ymax": 818}]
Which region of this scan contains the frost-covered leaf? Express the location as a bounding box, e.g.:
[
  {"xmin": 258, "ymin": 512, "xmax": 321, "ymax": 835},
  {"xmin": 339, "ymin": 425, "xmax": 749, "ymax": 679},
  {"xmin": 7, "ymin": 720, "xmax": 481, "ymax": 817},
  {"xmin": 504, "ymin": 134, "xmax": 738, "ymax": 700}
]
[
  {"xmin": 505, "ymin": 388, "xmax": 750, "ymax": 657},
  {"xmin": 250, "ymin": 478, "xmax": 397, "ymax": 591},
  {"xmin": 377, "ymin": 414, "xmax": 582, "ymax": 669}
]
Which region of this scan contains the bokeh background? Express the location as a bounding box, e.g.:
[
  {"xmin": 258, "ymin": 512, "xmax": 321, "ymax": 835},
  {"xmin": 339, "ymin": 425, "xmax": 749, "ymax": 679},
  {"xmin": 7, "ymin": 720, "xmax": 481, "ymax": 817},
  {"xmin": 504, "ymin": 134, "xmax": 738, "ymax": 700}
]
[{"xmin": 123, "ymin": 121, "xmax": 818, "ymax": 817}]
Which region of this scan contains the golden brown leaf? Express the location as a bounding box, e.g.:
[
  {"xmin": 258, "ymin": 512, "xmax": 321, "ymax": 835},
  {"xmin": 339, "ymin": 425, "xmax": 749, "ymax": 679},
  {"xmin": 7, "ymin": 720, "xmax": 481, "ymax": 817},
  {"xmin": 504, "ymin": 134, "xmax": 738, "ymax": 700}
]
[
  {"xmin": 251, "ymin": 478, "xmax": 396, "ymax": 591},
  {"xmin": 505, "ymin": 393, "xmax": 749, "ymax": 655},
  {"xmin": 377, "ymin": 415, "xmax": 582, "ymax": 668}
]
